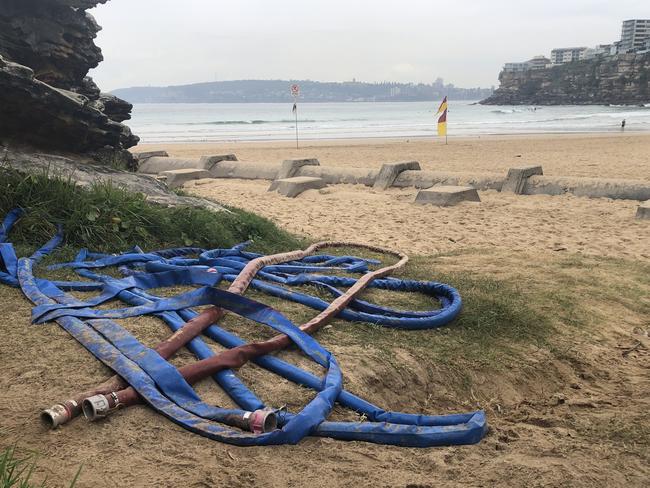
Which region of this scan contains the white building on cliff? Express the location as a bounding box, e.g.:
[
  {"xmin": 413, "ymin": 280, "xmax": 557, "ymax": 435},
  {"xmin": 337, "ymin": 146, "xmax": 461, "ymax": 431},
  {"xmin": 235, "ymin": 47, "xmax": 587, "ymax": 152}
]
[
  {"xmin": 550, "ymin": 47, "xmax": 588, "ymax": 64},
  {"xmin": 620, "ymin": 19, "xmax": 650, "ymax": 53}
]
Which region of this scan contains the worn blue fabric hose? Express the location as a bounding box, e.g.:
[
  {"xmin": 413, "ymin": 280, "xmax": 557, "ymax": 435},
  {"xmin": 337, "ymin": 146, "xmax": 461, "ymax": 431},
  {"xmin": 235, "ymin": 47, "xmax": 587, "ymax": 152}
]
[{"xmin": 0, "ymin": 209, "xmax": 487, "ymax": 447}]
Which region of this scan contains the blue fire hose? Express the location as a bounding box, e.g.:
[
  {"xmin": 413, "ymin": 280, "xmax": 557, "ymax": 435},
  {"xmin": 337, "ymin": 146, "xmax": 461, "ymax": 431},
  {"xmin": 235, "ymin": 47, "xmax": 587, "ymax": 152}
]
[{"xmin": 0, "ymin": 210, "xmax": 487, "ymax": 447}]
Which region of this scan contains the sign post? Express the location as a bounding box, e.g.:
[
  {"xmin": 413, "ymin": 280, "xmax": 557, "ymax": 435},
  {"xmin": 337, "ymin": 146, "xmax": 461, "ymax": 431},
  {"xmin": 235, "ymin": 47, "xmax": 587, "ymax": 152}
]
[{"xmin": 291, "ymin": 83, "xmax": 300, "ymax": 149}]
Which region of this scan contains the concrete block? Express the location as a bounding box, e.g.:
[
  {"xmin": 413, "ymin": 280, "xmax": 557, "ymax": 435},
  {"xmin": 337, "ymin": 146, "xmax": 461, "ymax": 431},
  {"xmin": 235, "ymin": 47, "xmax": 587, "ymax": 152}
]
[
  {"xmin": 161, "ymin": 168, "xmax": 212, "ymax": 189},
  {"xmin": 636, "ymin": 200, "xmax": 650, "ymax": 219},
  {"xmin": 133, "ymin": 151, "xmax": 169, "ymax": 172},
  {"xmin": 277, "ymin": 158, "xmax": 320, "ymax": 179},
  {"xmin": 268, "ymin": 176, "xmax": 326, "ymax": 198},
  {"xmin": 199, "ymin": 153, "xmax": 238, "ymax": 170},
  {"xmin": 502, "ymin": 165, "xmax": 543, "ymax": 194},
  {"xmin": 133, "ymin": 150, "xmax": 169, "ymax": 161},
  {"xmin": 373, "ymin": 161, "xmax": 421, "ymax": 190},
  {"xmin": 414, "ymin": 185, "xmax": 481, "ymax": 206},
  {"xmin": 138, "ymin": 157, "xmax": 201, "ymax": 174},
  {"xmin": 210, "ymin": 161, "xmax": 280, "ymax": 180},
  {"xmin": 524, "ymin": 175, "xmax": 650, "ymax": 201}
]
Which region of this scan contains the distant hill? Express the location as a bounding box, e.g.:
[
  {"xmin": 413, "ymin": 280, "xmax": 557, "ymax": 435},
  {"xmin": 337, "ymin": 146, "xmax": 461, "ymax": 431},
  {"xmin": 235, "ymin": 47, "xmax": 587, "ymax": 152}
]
[{"xmin": 112, "ymin": 79, "xmax": 493, "ymax": 103}]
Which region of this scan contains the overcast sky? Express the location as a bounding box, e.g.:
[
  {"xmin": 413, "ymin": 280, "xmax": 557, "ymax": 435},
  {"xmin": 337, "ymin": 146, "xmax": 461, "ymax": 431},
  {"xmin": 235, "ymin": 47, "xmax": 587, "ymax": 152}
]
[{"xmin": 89, "ymin": 0, "xmax": 648, "ymax": 91}]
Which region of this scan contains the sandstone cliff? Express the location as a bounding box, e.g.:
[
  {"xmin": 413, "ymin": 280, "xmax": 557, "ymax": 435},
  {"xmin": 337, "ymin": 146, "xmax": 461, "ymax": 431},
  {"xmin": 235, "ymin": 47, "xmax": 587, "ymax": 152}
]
[
  {"xmin": 481, "ymin": 53, "xmax": 650, "ymax": 105},
  {"xmin": 0, "ymin": 0, "xmax": 138, "ymax": 167}
]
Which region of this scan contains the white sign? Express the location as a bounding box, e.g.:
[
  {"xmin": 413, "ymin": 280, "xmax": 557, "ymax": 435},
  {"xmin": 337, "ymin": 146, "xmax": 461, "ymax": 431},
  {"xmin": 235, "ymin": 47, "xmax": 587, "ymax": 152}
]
[{"xmin": 290, "ymin": 84, "xmax": 300, "ymax": 98}]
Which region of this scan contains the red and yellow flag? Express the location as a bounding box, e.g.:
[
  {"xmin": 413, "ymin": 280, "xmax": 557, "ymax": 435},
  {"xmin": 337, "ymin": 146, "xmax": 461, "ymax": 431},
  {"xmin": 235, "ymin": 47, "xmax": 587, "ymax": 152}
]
[{"xmin": 436, "ymin": 96, "xmax": 448, "ymax": 137}]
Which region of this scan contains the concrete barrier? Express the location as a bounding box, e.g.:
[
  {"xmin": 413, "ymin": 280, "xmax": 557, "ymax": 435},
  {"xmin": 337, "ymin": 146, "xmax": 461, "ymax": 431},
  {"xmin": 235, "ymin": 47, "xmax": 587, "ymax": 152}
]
[
  {"xmin": 199, "ymin": 154, "xmax": 238, "ymax": 169},
  {"xmin": 268, "ymin": 176, "xmax": 326, "ymax": 197},
  {"xmin": 635, "ymin": 201, "xmax": 650, "ymax": 219},
  {"xmin": 525, "ymin": 176, "xmax": 650, "ymax": 201},
  {"xmin": 414, "ymin": 186, "xmax": 481, "ymax": 206},
  {"xmin": 277, "ymin": 158, "xmax": 320, "ymax": 179},
  {"xmin": 502, "ymin": 165, "xmax": 543, "ymax": 194},
  {"xmin": 138, "ymin": 157, "xmax": 202, "ymax": 174},
  {"xmin": 373, "ymin": 161, "xmax": 421, "ymax": 190},
  {"xmin": 393, "ymin": 170, "xmax": 505, "ymax": 191},
  {"xmin": 298, "ymin": 166, "xmax": 379, "ymax": 186},
  {"xmin": 133, "ymin": 150, "xmax": 169, "ymax": 162},
  {"xmin": 208, "ymin": 161, "xmax": 378, "ymax": 185},
  {"xmin": 209, "ymin": 161, "xmax": 281, "ymax": 180},
  {"xmin": 161, "ymin": 169, "xmax": 212, "ymax": 189},
  {"xmin": 138, "ymin": 154, "xmax": 237, "ymax": 174},
  {"xmin": 147, "ymin": 154, "xmax": 650, "ymax": 202}
]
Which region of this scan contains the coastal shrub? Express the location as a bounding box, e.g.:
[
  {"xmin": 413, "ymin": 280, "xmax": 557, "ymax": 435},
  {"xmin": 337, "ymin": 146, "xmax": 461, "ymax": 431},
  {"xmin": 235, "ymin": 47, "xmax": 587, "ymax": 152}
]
[{"xmin": 0, "ymin": 167, "xmax": 302, "ymax": 254}]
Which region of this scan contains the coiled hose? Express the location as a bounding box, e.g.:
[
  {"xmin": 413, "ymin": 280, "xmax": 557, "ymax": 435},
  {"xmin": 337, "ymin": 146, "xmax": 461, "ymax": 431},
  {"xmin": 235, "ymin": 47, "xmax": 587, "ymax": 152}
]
[{"xmin": 0, "ymin": 210, "xmax": 486, "ymax": 447}]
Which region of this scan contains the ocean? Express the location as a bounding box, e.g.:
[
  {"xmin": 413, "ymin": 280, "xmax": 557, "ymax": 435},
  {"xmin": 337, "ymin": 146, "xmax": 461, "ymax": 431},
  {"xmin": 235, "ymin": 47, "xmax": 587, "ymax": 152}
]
[{"xmin": 129, "ymin": 101, "xmax": 650, "ymax": 143}]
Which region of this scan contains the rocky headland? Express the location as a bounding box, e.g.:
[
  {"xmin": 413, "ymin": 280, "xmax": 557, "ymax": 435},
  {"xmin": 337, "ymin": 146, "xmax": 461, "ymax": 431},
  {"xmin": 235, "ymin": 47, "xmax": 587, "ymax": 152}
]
[
  {"xmin": 481, "ymin": 53, "xmax": 650, "ymax": 105},
  {"xmin": 0, "ymin": 0, "xmax": 137, "ymax": 167},
  {"xmin": 0, "ymin": 0, "xmax": 224, "ymax": 210}
]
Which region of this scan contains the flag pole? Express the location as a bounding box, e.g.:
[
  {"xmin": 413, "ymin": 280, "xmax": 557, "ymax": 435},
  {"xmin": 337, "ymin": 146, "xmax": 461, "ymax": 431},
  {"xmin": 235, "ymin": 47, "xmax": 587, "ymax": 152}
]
[{"xmin": 294, "ymin": 98, "xmax": 299, "ymax": 150}]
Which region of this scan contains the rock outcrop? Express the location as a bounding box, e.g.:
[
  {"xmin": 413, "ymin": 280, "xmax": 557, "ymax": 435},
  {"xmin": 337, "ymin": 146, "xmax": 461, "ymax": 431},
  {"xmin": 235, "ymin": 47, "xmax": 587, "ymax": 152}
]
[
  {"xmin": 1, "ymin": 147, "xmax": 227, "ymax": 213},
  {"xmin": 0, "ymin": 0, "xmax": 138, "ymax": 167},
  {"xmin": 481, "ymin": 53, "xmax": 650, "ymax": 105}
]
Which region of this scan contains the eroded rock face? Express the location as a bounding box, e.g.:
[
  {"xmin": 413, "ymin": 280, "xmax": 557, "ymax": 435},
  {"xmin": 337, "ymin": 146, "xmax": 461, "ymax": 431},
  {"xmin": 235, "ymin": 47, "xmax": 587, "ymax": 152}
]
[
  {"xmin": 0, "ymin": 0, "xmax": 138, "ymax": 167},
  {"xmin": 481, "ymin": 53, "xmax": 650, "ymax": 105},
  {"xmin": 0, "ymin": 0, "xmax": 107, "ymax": 89}
]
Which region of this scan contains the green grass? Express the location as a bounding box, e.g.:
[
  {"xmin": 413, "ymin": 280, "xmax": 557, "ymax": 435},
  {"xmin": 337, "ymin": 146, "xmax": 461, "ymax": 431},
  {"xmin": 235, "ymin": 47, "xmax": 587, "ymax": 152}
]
[
  {"xmin": 326, "ymin": 267, "xmax": 554, "ymax": 368},
  {"xmin": 0, "ymin": 167, "xmax": 301, "ymax": 254},
  {"xmin": 211, "ymin": 254, "xmax": 557, "ymax": 373},
  {"xmin": 0, "ymin": 446, "xmax": 80, "ymax": 488}
]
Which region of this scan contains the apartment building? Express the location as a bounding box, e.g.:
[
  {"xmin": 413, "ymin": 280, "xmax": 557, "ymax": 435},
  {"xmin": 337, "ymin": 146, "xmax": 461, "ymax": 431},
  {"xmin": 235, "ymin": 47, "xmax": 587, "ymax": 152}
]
[
  {"xmin": 503, "ymin": 56, "xmax": 550, "ymax": 73},
  {"xmin": 620, "ymin": 19, "xmax": 650, "ymax": 52},
  {"xmin": 550, "ymin": 47, "xmax": 588, "ymax": 64}
]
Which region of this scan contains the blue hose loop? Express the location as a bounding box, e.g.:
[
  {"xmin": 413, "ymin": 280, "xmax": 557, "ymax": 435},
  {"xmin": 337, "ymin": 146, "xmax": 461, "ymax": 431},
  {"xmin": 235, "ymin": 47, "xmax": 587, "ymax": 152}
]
[
  {"xmin": 0, "ymin": 209, "xmax": 487, "ymax": 447},
  {"xmin": 0, "ymin": 208, "xmax": 23, "ymax": 243},
  {"xmin": 19, "ymin": 257, "xmax": 346, "ymax": 446},
  {"xmin": 142, "ymin": 261, "xmax": 462, "ymax": 330}
]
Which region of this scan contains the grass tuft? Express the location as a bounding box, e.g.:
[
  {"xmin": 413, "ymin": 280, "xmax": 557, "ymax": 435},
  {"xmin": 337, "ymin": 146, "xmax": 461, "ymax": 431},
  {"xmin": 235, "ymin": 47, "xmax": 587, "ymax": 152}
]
[
  {"xmin": 0, "ymin": 167, "xmax": 301, "ymax": 254},
  {"xmin": 0, "ymin": 445, "xmax": 81, "ymax": 488}
]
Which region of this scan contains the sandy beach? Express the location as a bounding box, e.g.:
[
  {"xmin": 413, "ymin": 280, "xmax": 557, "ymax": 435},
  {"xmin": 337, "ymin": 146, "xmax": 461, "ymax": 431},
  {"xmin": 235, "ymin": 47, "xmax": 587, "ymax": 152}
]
[
  {"xmin": 1, "ymin": 133, "xmax": 648, "ymax": 487},
  {"xmin": 137, "ymin": 133, "xmax": 650, "ymax": 261},
  {"xmin": 4, "ymin": 2, "xmax": 650, "ymax": 486},
  {"xmin": 138, "ymin": 132, "xmax": 650, "ymax": 180}
]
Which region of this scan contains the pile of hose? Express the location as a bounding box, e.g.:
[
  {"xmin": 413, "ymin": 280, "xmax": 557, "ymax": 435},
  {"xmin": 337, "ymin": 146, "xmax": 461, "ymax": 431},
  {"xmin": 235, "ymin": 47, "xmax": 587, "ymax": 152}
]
[{"xmin": 0, "ymin": 209, "xmax": 487, "ymax": 447}]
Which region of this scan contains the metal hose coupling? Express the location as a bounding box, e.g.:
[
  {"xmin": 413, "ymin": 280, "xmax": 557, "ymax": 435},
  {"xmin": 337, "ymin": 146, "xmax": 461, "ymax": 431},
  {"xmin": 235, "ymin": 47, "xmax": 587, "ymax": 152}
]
[
  {"xmin": 244, "ymin": 408, "xmax": 278, "ymax": 434},
  {"xmin": 41, "ymin": 401, "xmax": 76, "ymax": 429},
  {"xmin": 82, "ymin": 392, "xmax": 121, "ymax": 421}
]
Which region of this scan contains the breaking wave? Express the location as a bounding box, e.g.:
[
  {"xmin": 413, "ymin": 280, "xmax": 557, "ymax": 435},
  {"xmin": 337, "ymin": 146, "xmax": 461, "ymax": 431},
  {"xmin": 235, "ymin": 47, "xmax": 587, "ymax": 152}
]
[{"xmin": 182, "ymin": 119, "xmax": 318, "ymax": 125}]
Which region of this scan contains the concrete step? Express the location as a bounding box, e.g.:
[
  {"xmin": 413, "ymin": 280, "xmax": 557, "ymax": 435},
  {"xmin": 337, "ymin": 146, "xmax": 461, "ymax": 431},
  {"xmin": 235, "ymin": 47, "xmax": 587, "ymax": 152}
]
[
  {"xmin": 268, "ymin": 176, "xmax": 326, "ymax": 198},
  {"xmin": 161, "ymin": 168, "xmax": 212, "ymax": 189},
  {"xmin": 414, "ymin": 185, "xmax": 481, "ymax": 206}
]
